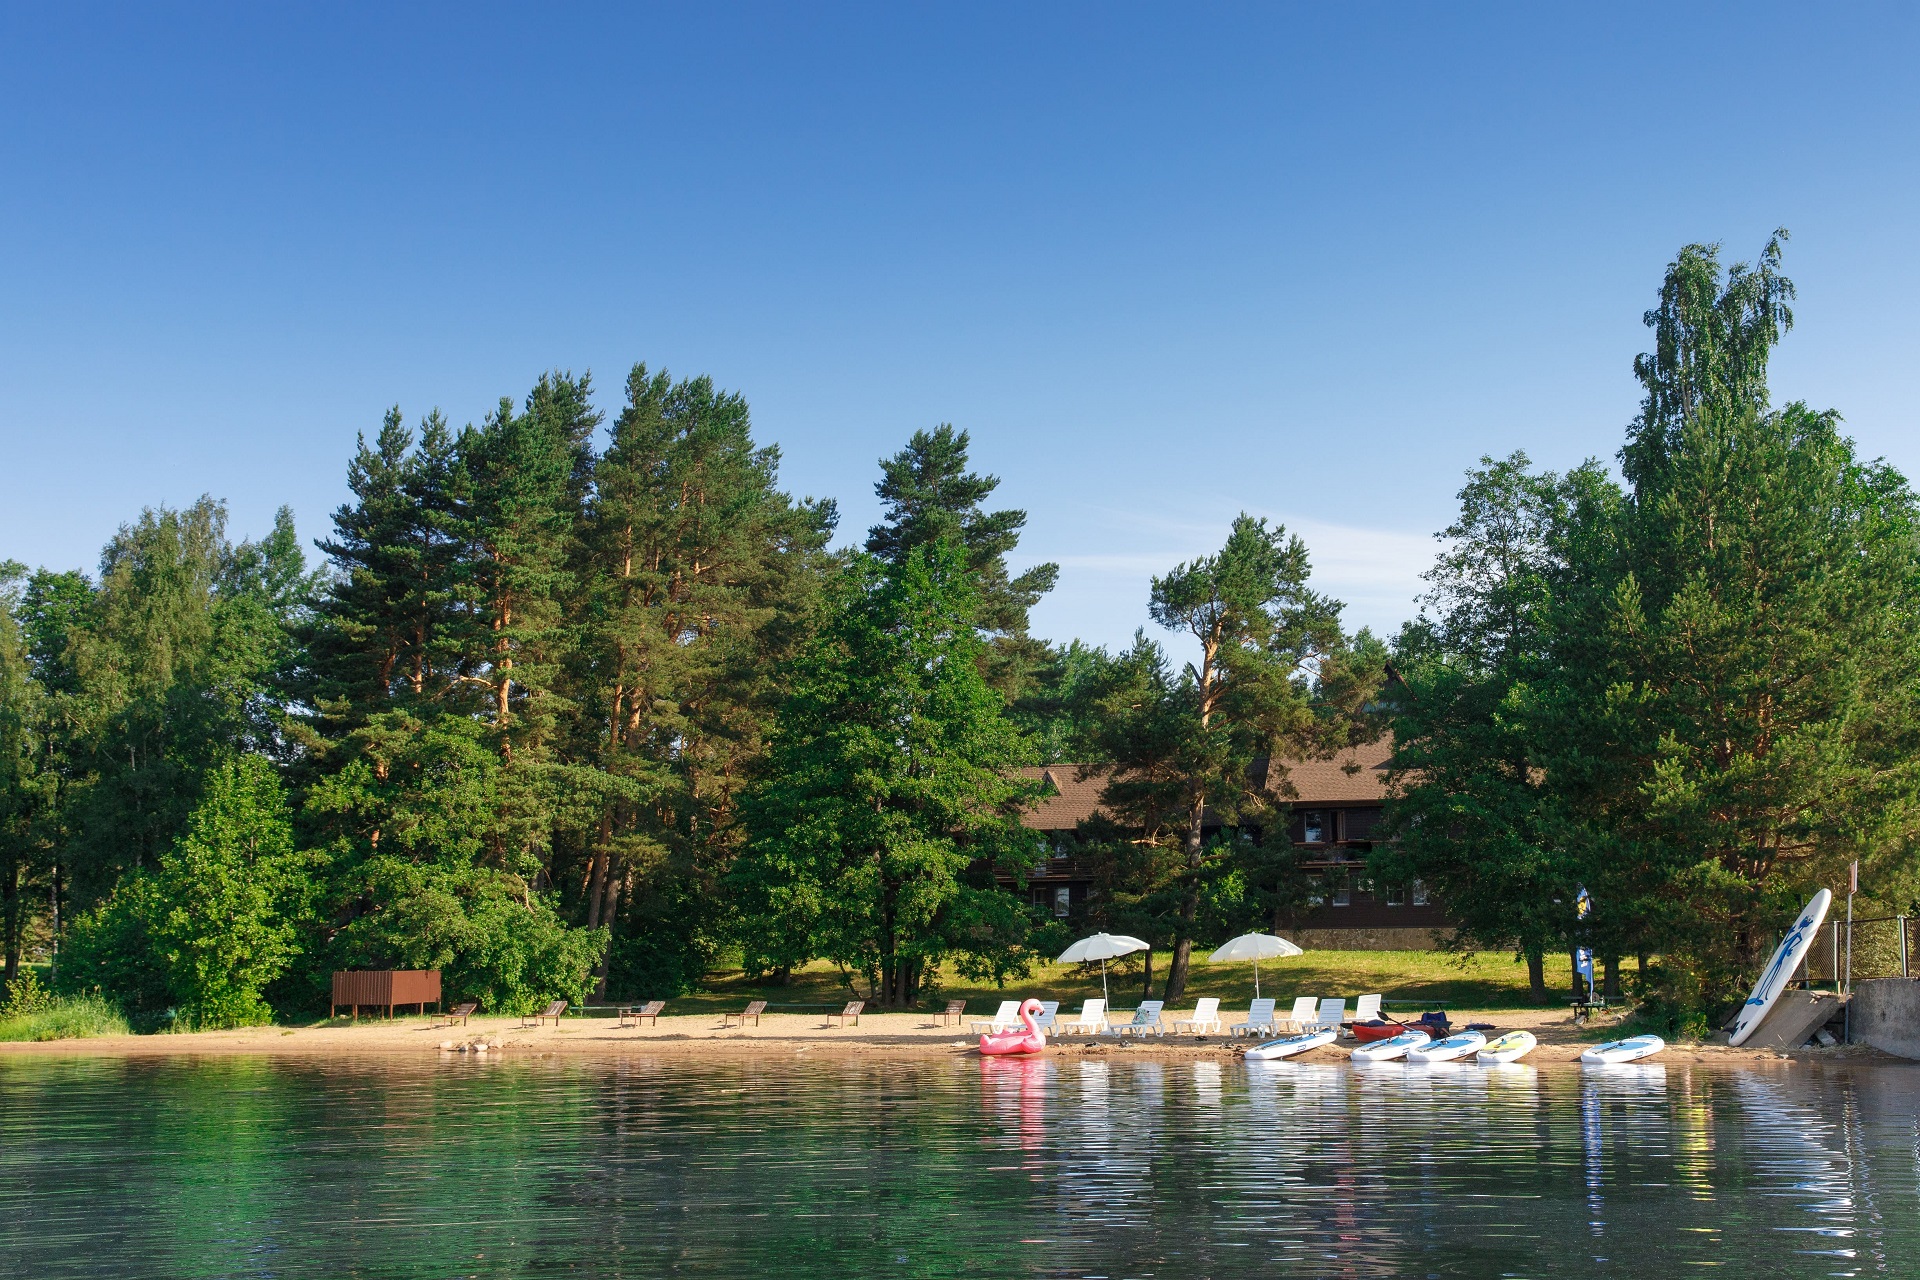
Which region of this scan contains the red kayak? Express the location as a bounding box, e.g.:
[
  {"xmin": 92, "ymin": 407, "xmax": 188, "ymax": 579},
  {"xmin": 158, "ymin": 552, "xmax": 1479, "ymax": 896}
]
[{"xmin": 1350, "ymin": 1019, "xmax": 1409, "ymax": 1043}]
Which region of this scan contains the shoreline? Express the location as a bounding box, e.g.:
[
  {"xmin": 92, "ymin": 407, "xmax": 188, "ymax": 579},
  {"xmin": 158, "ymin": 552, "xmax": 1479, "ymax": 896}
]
[{"xmin": 2, "ymin": 1007, "xmax": 1902, "ymax": 1067}]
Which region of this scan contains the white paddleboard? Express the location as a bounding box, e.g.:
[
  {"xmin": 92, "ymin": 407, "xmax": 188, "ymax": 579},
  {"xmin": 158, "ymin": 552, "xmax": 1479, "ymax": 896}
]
[
  {"xmin": 1350, "ymin": 1030, "xmax": 1430, "ymax": 1063},
  {"xmin": 1476, "ymin": 1030, "xmax": 1537, "ymax": 1064},
  {"xmin": 1580, "ymin": 1034, "xmax": 1665, "ymax": 1065},
  {"xmin": 1243, "ymin": 1028, "xmax": 1337, "ymax": 1060},
  {"xmin": 1728, "ymin": 888, "xmax": 1832, "ymax": 1046},
  {"xmin": 1405, "ymin": 1029, "xmax": 1486, "ymax": 1063}
]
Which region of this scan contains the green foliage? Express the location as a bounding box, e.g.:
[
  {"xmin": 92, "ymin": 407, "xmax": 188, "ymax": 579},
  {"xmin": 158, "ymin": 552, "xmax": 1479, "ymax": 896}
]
[
  {"xmin": 60, "ymin": 755, "xmax": 310, "ymax": 1028},
  {"xmin": 734, "ymin": 542, "xmax": 1043, "ymax": 1006},
  {"xmin": 866, "ymin": 424, "xmax": 1059, "ymax": 700},
  {"xmin": 0, "ymin": 992, "xmax": 129, "ymax": 1041},
  {"xmin": 2, "ymin": 966, "xmax": 53, "ymax": 1017}
]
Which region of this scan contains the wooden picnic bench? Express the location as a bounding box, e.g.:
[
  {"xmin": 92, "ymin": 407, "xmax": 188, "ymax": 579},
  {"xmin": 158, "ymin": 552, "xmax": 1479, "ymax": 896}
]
[
  {"xmin": 619, "ymin": 1000, "xmax": 665, "ymax": 1028},
  {"xmin": 827, "ymin": 1001, "xmax": 864, "ymax": 1027},
  {"xmin": 723, "ymin": 999, "xmax": 767, "ymax": 1028},
  {"xmin": 932, "ymin": 999, "xmax": 965, "ymax": 1027},
  {"xmin": 520, "ymin": 999, "xmax": 568, "ymax": 1028}
]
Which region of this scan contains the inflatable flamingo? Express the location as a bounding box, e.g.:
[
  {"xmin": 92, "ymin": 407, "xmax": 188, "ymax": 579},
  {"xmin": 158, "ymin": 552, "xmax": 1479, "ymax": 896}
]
[{"xmin": 978, "ymin": 998, "xmax": 1047, "ymax": 1056}]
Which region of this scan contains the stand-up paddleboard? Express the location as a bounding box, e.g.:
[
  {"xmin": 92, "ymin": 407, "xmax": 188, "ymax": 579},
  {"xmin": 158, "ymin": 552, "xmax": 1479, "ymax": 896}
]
[
  {"xmin": 1243, "ymin": 1028, "xmax": 1337, "ymax": 1060},
  {"xmin": 1350, "ymin": 1029, "xmax": 1430, "ymax": 1063},
  {"xmin": 1728, "ymin": 888, "xmax": 1833, "ymax": 1047},
  {"xmin": 1580, "ymin": 1034, "xmax": 1664, "ymax": 1065},
  {"xmin": 1476, "ymin": 1030, "xmax": 1537, "ymax": 1064},
  {"xmin": 1406, "ymin": 1029, "xmax": 1486, "ymax": 1063}
]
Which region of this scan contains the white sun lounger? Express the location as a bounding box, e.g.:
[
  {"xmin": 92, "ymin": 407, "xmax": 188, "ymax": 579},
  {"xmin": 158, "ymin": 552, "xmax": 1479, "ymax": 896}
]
[
  {"xmin": 1117, "ymin": 1000, "xmax": 1166, "ymax": 1036},
  {"xmin": 1173, "ymin": 997, "xmax": 1222, "ymax": 1035},
  {"xmin": 969, "ymin": 1000, "xmax": 1020, "ymax": 1034},
  {"xmin": 1230, "ymin": 998, "xmax": 1279, "ymax": 1037},
  {"xmin": 1282, "ymin": 996, "xmax": 1318, "ymax": 1032},
  {"xmin": 1059, "ymin": 998, "xmax": 1109, "ymax": 1035},
  {"xmin": 1034, "ymin": 1000, "xmax": 1060, "ymax": 1033},
  {"xmin": 1309, "ymin": 997, "xmax": 1347, "ymax": 1035},
  {"xmin": 1353, "ymin": 993, "xmax": 1382, "ymax": 1024}
]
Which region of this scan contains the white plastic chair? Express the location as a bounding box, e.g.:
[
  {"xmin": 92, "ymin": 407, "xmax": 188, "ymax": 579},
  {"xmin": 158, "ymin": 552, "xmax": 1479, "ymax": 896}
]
[
  {"xmin": 1117, "ymin": 1000, "xmax": 1166, "ymax": 1036},
  {"xmin": 1230, "ymin": 998, "xmax": 1278, "ymax": 1037},
  {"xmin": 969, "ymin": 1000, "xmax": 1019, "ymax": 1034},
  {"xmin": 1353, "ymin": 993, "xmax": 1382, "ymax": 1023},
  {"xmin": 1034, "ymin": 1000, "xmax": 1060, "ymax": 1032},
  {"xmin": 1059, "ymin": 998, "xmax": 1109, "ymax": 1035},
  {"xmin": 1282, "ymin": 996, "xmax": 1318, "ymax": 1032},
  {"xmin": 1173, "ymin": 997, "xmax": 1222, "ymax": 1035},
  {"xmin": 1310, "ymin": 997, "xmax": 1347, "ymax": 1034}
]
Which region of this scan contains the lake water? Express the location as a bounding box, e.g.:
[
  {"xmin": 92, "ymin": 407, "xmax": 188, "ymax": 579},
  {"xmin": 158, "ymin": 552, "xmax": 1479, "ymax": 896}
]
[{"xmin": 3, "ymin": 1054, "xmax": 1917, "ymax": 1278}]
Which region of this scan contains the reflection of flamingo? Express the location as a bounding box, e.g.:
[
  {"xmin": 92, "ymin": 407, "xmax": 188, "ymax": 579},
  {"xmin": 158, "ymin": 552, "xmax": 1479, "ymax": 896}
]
[{"xmin": 979, "ymin": 998, "xmax": 1046, "ymax": 1055}]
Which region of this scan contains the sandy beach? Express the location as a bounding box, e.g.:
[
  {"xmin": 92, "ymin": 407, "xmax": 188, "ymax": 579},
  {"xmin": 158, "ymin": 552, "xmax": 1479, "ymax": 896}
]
[{"xmin": 0, "ymin": 1004, "xmax": 1887, "ymax": 1066}]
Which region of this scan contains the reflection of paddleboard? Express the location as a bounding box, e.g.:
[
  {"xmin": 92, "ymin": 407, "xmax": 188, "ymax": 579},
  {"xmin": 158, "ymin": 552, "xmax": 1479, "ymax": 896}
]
[
  {"xmin": 1350, "ymin": 1030, "xmax": 1430, "ymax": 1062},
  {"xmin": 1244, "ymin": 1028, "xmax": 1337, "ymax": 1060},
  {"xmin": 1406, "ymin": 1030, "xmax": 1486, "ymax": 1063},
  {"xmin": 1580, "ymin": 1034, "xmax": 1665, "ymax": 1065},
  {"xmin": 1476, "ymin": 1030, "xmax": 1537, "ymax": 1063},
  {"xmin": 1728, "ymin": 888, "xmax": 1832, "ymax": 1046}
]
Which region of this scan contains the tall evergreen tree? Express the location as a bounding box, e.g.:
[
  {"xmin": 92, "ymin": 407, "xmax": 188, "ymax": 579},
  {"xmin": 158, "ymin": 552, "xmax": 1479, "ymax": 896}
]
[
  {"xmin": 733, "ymin": 544, "xmax": 1041, "ymax": 1006},
  {"xmin": 866, "ymin": 425, "xmax": 1059, "ymax": 698}
]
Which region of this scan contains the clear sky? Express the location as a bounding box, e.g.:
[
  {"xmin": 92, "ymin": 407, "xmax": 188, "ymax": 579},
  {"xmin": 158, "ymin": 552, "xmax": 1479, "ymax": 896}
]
[{"xmin": 3, "ymin": 5, "xmax": 1917, "ymax": 651}]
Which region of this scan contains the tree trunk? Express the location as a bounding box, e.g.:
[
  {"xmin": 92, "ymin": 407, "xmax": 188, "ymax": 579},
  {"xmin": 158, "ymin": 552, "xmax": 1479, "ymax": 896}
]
[
  {"xmin": 1164, "ymin": 795, "xmax": 1208, "ymax": 1002},
  {"xmin": 1603, "ymin": 956, "xmax": 1622, "ymax": 1001},
  {"xmin": 1570, "ymin": 949, "xmax": 1587, "ymax": 1002},
  {"xmin": 2, "ymin": 855, "xmax": 18, "ymax": 986},
  {"xmin": 1526, "ymin": 949, "xmax": 1547, "ymax": 1003},
  {"xmin": 592, "ymin": 868, "xmax": 622, "ymax": 1001},
  {"xmin": 1141, "ymin": 948, "xmax": 1153, "ymax": 1000}
]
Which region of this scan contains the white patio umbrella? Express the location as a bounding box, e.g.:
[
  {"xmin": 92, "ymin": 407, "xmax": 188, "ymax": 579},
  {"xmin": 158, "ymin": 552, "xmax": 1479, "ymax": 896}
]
[
  {"xmin": 1209, "ymin": 933, "xmax": 1303, "ymax": 1000},
  {"xmin": 1057, "ymin": 933, "xmax": 1151, "ymax": 1002}
]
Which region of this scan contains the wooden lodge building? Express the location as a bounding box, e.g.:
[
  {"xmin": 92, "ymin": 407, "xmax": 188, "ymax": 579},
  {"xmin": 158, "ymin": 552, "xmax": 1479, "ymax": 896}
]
[{"xmin": 1012, "ymin": 739, "xmax": 1448, "ymax": 950}]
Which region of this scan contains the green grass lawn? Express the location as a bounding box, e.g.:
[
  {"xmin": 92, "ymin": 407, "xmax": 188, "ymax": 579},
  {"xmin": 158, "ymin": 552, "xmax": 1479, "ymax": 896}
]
[{"xmin": 642, "ymin": 949, "xmax": 1578, "ymax": 1016}]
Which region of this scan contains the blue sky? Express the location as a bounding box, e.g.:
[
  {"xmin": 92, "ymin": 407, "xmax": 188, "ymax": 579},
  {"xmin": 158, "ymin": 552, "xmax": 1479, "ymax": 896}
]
[{"xmin": 4, "ymin": 5, "xmax": 1917, "ymax": 650}]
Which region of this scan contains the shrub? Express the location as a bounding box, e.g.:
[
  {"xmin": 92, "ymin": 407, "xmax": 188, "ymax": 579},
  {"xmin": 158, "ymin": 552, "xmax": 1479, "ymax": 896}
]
[{"xmin": 0, "ymin": 994, "xmax": 131, "ymax": 1042}]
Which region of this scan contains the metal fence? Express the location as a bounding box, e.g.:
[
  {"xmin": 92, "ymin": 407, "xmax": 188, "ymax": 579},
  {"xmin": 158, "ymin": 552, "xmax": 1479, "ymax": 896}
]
[{"xmin": 1801, "ymin": 916, "xmax": 1910, "ymax": 990}]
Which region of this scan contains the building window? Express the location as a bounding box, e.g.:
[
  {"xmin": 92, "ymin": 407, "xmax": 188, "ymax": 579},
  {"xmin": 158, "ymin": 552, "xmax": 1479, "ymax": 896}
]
[
  {"xmin": 1385, "ymin": 885, "xmax": 1406, "ymax": 907},
  {"xmin": 1306, "ymin": 877, "xmax": 1326, "ymax": 908},
  {"xmin": 1411, "ymin": 879, "xmax": 1429, "ymax": 906},
  {"xmin": 1302, "ymin": 812, "xmax": 1325, "ymax": 844},
  {"xmin": 1331, "ymin": 886, "xmax": 1351, "ymax": 907},
  {"xmin": 1052, "ymin": 886, "xmax": 1071, "ymax": 918}
]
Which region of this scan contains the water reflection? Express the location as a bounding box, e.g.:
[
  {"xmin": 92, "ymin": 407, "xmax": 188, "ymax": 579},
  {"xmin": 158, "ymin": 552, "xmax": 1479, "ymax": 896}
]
[{"xmin": 0, "ymin": 1055, "xmax": 1915, "ymax": 1278}]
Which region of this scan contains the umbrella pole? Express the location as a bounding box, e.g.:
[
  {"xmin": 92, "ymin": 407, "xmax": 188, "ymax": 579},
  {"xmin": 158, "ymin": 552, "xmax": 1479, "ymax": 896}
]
[
  {"xmin": 1101, "ymin": 958, "xmax": 1110, "ymax": 1002},
  {"xmin": 1253, "ymin": 957, "xmax": 1259, "ymax": 1001}
]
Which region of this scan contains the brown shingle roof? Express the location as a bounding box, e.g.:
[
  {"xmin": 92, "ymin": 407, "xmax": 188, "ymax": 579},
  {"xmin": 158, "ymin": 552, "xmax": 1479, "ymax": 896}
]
[{"xmin": 1019, "ymin": 738, "xmax": 1393, "ymax": 831}]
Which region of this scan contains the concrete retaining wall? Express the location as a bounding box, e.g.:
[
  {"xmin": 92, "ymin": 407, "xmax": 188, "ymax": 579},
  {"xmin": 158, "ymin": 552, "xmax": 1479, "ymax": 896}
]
[
  {"xmin": 1293, "ymin": 927, "xmax": 1441, "ymax": 952},
  {"xmin": 1850, "ymin": 977, "xmax": 1920, "ymax": 1060}
]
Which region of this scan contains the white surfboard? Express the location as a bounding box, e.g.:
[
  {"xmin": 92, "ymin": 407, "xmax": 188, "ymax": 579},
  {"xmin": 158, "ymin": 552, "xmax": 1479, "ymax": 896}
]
[
  {"xmin": 1405, "ymin": 1029, "xmax": 1486, "ymax": 1063},
  {"xmin": 1476, "ymin": 1030, "xmax": 1536, "ymax": 1064},
  {"xmin": 1244, "ymin": 1028, "xmax": 1337, "ymax": 1060},
  {"xmin": 1728, "ymin": 888, "xmax": 1832, "ymax": 1046},
  {"xmin": 1350, "ymin": 1030, "xmax": 1430, "ymax": 1063},
  {"xmin": 1580, "ymin": 1034, "xmax": 1665, "ymax": 1065}
]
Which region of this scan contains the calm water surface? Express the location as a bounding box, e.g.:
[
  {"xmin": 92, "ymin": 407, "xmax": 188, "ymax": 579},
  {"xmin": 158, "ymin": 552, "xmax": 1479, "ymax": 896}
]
[{"xmin": 2, "ymin": 1053, "xmax": 1917, "ymax": 1278}]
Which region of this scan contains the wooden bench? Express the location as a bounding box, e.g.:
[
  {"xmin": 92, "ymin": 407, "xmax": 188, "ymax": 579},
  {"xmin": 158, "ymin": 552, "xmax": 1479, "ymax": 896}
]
[
  {"xmin": 619, "ymin": 1000, "xmax": 665, "ymax": 1028},
  {"xmin": 520, "ymin": 999, "xmax": 568, "ymax": 1028},
  {"xmin": 722, "ymin": 999, "xmax": 767, "ymax": 1028},
  {"xmin": 932, "ymin": 999, "xmax": 965, "ymax": 1027},
  {"xmin": 432, "ymin": 1002, "xmax": 478, "ymax": 1028},
  {"xmin": 827, "ymin": 1001, "xmax": 864, "ymax": 1028}
]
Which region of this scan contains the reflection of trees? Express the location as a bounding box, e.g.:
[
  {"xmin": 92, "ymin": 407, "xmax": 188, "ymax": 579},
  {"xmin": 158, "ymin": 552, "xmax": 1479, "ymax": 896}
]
[{"xmin": 0, "ymin": 1056, "xmax": 1914, "ymax": 1277}]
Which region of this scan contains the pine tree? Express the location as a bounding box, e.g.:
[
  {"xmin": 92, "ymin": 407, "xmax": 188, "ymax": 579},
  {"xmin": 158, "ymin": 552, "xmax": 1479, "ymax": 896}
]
[
  {"xmin": 734, "ymin": 544, "xmax": 1040, "ymax": 1006},
  {"xmin": 866, "ymin": 425, "xmax": 1059, "ymax": 699}
]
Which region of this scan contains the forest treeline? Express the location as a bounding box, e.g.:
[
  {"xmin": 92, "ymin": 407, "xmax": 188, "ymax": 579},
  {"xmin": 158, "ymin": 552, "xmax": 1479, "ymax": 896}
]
[{"xmin": 2, "ymin": 233, "xmax": 1917, "ymax": 1031}]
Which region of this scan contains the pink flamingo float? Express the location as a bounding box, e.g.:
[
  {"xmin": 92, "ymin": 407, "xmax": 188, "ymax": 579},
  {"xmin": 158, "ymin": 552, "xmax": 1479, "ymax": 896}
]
[{"xmin": 978, "ymin": 998, "xmax": 1047, "ymax": 1056}]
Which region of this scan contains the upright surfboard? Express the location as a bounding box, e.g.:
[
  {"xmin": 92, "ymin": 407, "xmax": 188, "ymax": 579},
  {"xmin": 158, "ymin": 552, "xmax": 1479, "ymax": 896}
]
[{"xmin": 1728, "ymin": 888, "xmax": 1832, "ymax": 1046}]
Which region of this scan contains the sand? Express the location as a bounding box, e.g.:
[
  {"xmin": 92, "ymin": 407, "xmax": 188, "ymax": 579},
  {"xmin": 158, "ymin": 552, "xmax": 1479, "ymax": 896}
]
[{"xmin": 0, "ymin": 1003, "xmax": 1886, "ymax": 1066}]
